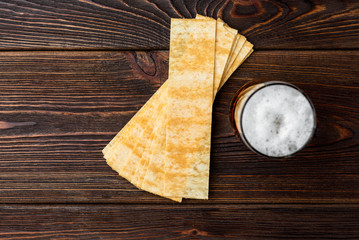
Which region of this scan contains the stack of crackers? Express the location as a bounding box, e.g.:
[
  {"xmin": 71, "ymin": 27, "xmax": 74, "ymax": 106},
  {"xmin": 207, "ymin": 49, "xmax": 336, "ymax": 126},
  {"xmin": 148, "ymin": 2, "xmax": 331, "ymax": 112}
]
[{"xmin": 103, "ymin": 15, "xmax": 253, "ymax": 202}]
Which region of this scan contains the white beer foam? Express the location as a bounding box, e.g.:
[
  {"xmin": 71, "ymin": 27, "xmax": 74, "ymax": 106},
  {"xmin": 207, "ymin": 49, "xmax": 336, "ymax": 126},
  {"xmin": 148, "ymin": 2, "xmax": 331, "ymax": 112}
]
[{"xmin": 241, "ymin": 84, "xmax": 314, "ymax": 157}]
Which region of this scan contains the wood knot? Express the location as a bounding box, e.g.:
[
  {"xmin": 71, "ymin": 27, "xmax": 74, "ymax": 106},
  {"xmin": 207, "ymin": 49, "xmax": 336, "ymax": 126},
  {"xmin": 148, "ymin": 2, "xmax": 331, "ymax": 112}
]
[
  {"xmin": 230, "ymin": 0, "xmax": 266, "ymax": 18},
  {"xmin": 134, "ymin": 51, "xmax": 156, "ymax": 76},
  {"xmin": 181, "ymin": 228, "xmax": 209, "ymax": 237}
]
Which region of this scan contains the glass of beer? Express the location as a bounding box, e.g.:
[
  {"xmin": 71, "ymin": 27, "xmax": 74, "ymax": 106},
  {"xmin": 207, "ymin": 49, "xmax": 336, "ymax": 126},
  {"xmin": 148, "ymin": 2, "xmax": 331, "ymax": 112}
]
[{"xmin": 230, "ymin": 81, "xmax": 316, "ymax": 158}]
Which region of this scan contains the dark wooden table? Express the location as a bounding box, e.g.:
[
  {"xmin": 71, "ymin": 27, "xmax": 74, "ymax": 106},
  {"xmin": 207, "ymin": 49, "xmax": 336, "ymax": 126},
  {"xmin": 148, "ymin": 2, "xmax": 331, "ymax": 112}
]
[{"xmin": 1, "ymin": 1, "xmax": 359, "ymax": 239}]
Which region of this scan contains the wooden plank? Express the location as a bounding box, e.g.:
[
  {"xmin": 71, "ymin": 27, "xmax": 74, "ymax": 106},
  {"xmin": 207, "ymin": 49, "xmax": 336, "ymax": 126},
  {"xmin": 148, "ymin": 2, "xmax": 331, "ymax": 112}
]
[
  {"xmin": 0, "ymin": 204, "xmax": 358, "ymax": 239},
  {"xmin": 0, "ymin": 50, "xmax": 358, "ymax": 203},
  {"xmin": 0, "ymin": 1, "xmax": 358, "ymax": 50}
]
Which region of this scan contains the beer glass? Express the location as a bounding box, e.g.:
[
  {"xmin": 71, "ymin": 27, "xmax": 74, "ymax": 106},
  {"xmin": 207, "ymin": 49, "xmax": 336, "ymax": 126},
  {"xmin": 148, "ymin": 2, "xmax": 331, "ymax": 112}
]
[{"xmin": 230, "ymin": 81, "xmax": 316, "ymax": 158}]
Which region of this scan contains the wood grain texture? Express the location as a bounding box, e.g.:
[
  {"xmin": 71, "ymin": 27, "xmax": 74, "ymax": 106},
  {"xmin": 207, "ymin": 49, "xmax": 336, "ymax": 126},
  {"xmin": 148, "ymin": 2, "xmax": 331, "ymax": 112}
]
[
  {"xmin": 0, "ymin": 50, "xmax": 358, "ymax": 204},
  {"xmin": 0, "ymin": 0, "xmax": 358, "ymax": 50},
  {"xmin": 0, "ymin": 204, "xmax": 358, "ymax": 239}
]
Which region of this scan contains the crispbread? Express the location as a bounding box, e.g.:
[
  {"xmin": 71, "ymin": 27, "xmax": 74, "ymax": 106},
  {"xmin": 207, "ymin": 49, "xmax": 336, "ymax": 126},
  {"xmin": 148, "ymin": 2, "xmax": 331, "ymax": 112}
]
[
  {"xmin": 104, "ymin": 81, "xmax": 168, "ymax": 181},
  {"xmin": 119, "ymin": 87, "xmax": 169, "ymax": 183},
  {"xmin": 138, "ymin": 16, "xmax": 238, "ymax": 200},
  {"xmin": 140, "ymin": 95, "xmax": 182, "ymax": 202},
  {"xmin": 196, "ymin": 15, "xmax": 237, "ymax": 99},
  {"xmin": 163, "ymin": 18, "xmax": 216, "ymax": 198},
  {"xmin": 181, "ymin": 16, "xmax": 237, "ymax": 199},
  {"xmin": 220, "ymin": 42, "xmax": 253, "ymax": 89},
  {"xmin": 103, "ymin": 16, "xmax": 254, "ymax": 202},
  {"xmin": 131, "ymin": 87, "xmax": 167, "ymax": 187}
]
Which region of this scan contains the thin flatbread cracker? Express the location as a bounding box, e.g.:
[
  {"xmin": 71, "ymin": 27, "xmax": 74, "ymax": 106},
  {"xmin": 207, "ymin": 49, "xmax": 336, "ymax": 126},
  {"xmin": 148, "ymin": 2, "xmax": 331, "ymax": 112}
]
[
  {"xmin": 224, "ymin": 34, "xmax": 239, "ymax": 71},
  {"xmin": 140, "ymin": 16, "xmax": 237, "ymax": 199},
  {"xmin": 119, "ymin": 88, "xmax": 169, "ymax": 183},
  {"xmin": 131, "ymin": 88, "xmax": 167, "ymax": 187},
  {"xmin": 103, "ymin": 16, "xmax": 253, "ymax": 202},
  {"xmin": 196, "ymin": 15, "xmax": 237, "ymax": 99},
  {"xmin": 140, "ymin": 98, "xmax": 182, "ymax": 202},
  {"xmin": 139, "ymin": 114, "xmax": 166, "ymax": 192},
  {"xmin": 107, "ymin": 81, "xmax": 181, "ymax": 202},
  {"xmin": 103, "ymin": 81, "xmax": 168, "ymax": 159},
  {"xmin": 137, "ymin": 18, "xmax": 252, "ymax": 200},
  {"xmin": 103, "ymin": 81, "xmax": 169, "ymax": 180},
  {"xmin": 131, "ymin": 128, "xmax": 154, "ymax": 186},
  {"xmin": 220, "ymin": 41, "xmax": 253, "ymax": 89},
  {"xmin": 223, "ymin": 35, "xmax": 246, "ymax": 76},
  {"xmin": 181, "ymin": 16, "xmax": 236, "ymax": 199},
  {"xmin": 139, "ymin": 16, "xmax": 237, "ymax": 200},
  {"xmin": 221, "ymin": 34, "xmax": 244, "ymax": 81},
  {"xmin": 140, "ymin": 96, "xmax": 182, "ymax": 202},
  {"xmin": 102, "ymin": 80, "xmax": 169, "ymax": 164},
  {"xmin": 164, "ymin": 18, "xmax": 216, "ymax": 198}
]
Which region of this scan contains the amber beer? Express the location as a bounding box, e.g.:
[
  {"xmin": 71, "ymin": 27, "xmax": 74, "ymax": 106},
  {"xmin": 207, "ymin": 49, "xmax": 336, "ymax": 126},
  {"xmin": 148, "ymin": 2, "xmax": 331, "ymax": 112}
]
[{"xmin": 232, "ymin": 81, "xmax": 316, "ymax": 158}]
